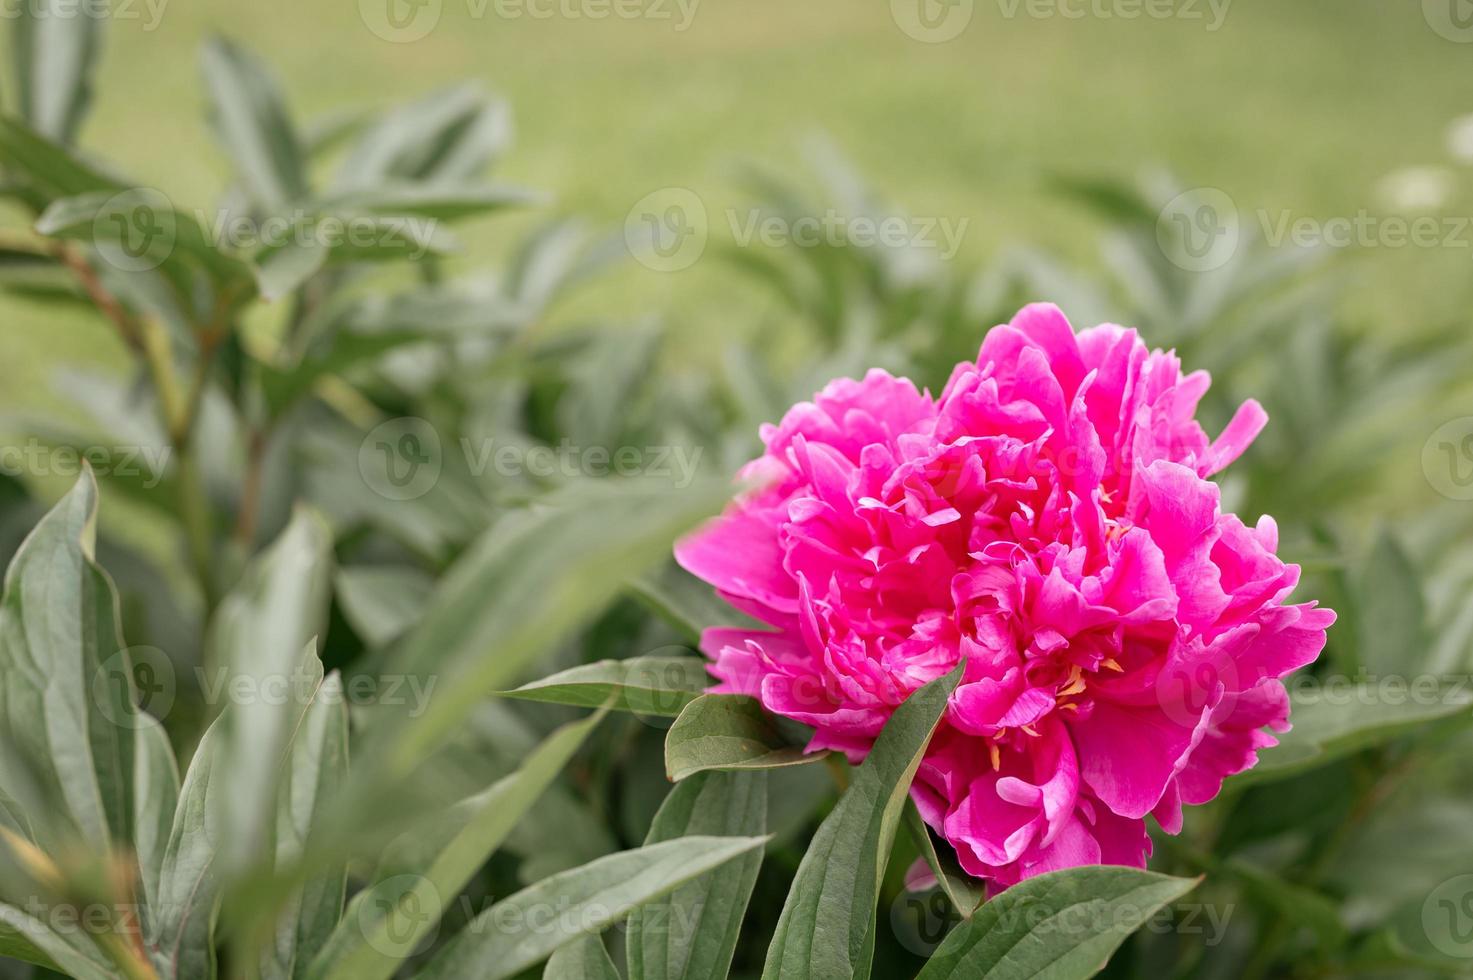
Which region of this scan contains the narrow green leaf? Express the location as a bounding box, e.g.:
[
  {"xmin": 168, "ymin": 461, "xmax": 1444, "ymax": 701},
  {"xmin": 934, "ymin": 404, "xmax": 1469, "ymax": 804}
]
[
  {"xmin": 626, "ymin": 772, "xmax": 766, "ymax": 980},
  {"xmin": 761, "ymin": 664, "xmax": 963, "ymax": 980},
  {"xmin": 334, "ymin": 566, "xmax": 433, "ymax": 650},
  {"xmin": 914, "ymin": 867, "xmax": 1199, "ymax": 980},
  {"xmin": 150, "ymin": 722, "xmax": 227, "ymax": 980},
  {"xmin": 200, "ymin": 37, "xmax": 307, "ymax": 210},
  {"xmin": 419, "ymin": 836, "xmax": 770, "ymax": 980},
  {"xmin": 1356, "ymin": 529, "xmax": 1426, "ymax": 674},
  {"xmin": 133, "ymin": 716, "xmax": 181, "ymax": 941},
  {"xmin": 12, "ymin": 0, "xmax": 101, "ymax": 144},
  {"xmin": 304, "ymin": 710, "xmax": 606, "ymax": 980},
  {"xmin": 334, "ymin": 85, "xmax": 510, "ymax": 190},
  {"xmin": 255, "ymin": 237, "xmax": 328, "ymax": 302},
  {"xmin": 0, "ymin": 470, "xmax": 134, "ymax": 854},
  {"xmin": 368, "ymin": 478, "xmax": 728, "ymax": 773},
  {"xmin": 631, "ymin": 562, "xmax": 763, "ymax": 645},
  {"xmin": 904, "ymin": 802, "xmax": 983, "ymax": 920},
  {"xmin": 546, "ymin": 935, "xmax": 620, "ymax": 980},
  {"xmin": 666, "ymin": 695, "xmax": 825, "ymax": 781},
  {"xmin": 261, "ymin": 673, "xmax": 349, "ymax": 980},
  {"xmin": 1246, "ymin": 682, "xmax": 1473, "ymax": 782},
  {"xmin": 503, "ymin": 656, "xmax": 711, "ymax": 716},
  {"xmin": 208, "ymin": 509, "xmax": 334, "ymax": 872},
  {"xmin": 0, "ymin": 904, "xmax": 112, "ymax": 979},
  {"xmin": 316, "ymin": 182, "xmax": 543, "ymax": 221},
  {"xmin": 0, "ymin": 114, "xmax": 120, "ymax": 201}
]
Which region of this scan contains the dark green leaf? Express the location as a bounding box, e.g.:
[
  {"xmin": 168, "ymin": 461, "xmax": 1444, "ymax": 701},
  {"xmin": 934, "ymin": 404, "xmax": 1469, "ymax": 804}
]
[
  {"xmin": 913, "ymin": 867, "xmax": 1199, "ymax": 980},
  {"xmin": 200, "ymin": 37, "xmax": 308, "ymax": 210},
  {"xmin": 665, "ymin": 695, "xmax": 825, "ymax": 782},
  {"xmin": 12, "ymin": 0, "xmax": 101, "ymax": 145},
  {"xmin": 761, "ymin": 664, "xmax": 963, "ymax": 980},
  {"xmin": 626, "ymin": 772, "xmax": 766, "ymax": 980},
  {"xmin": 419, "ymin": 836, "xmax": 770, "ymax": 980},
  {"xmin": 502, "ymin": 656, "xmax": 711, "ymax": 716}
]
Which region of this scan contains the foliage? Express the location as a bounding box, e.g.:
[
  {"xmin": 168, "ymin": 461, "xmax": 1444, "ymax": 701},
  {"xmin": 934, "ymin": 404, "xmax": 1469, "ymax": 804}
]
[{"xmin": 1, "ymin": 11, "xmax": 1472, "ymax": 980}]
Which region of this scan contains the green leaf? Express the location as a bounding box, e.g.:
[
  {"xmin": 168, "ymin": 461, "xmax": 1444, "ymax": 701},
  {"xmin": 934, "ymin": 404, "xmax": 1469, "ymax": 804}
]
[
  {"xmin": 260, "ymin": 672, "xmax": 349, "ymax": 980},
  {"xmin": 36, "ymin": 189, "xmax": 254, "ymax": 289},
  {"xmin": 334, "ymin": 85, "xmax": 510, "ymax": 190},
  {"xmin": 12, "ymin": 0, "xmax": 101, "ymax": 145},
  {"xmin": 913, "ymin": 867, "xmax": 1199, "ymax": 979},
  {"xmin": 1356, "ymin": 528, "xmax": 1426, "ymax": 674},
  {"xmin": 208, "ymin": 509, "xmax": 334, "ymax": 872},
  {"xmin": 367, "ymin": 478, "xmax": 729, "ymax": 773},
  {"xmin": 419, "ymin": 836, "xmax": 770, "ymax": 980},
  {"xmin": 626, "ymin": 772, "xmax": 766, "ymax": 980},
  {"xmin": 1246, "ymin": 682, "xmax": 1473, "ymax": 782},
  {"xmin": 503, "ymin": 656, "xmax": 711, "ymax": 716},
  {"xmin": 315, "ymin": 182, "xmax": 543, "ymax": 221},
  {"xmin": 904, "ymin": 802, "xmax": 983, "ymax": 920},
  {"xmin": 200, "ymin": 37, "xmax": 308, "ymax": 210},
  {"xmin": 334, "ymin": 565, "xmax": 433, "ymax": 650},
  {"xmin": 255, "ymin": 237, "xmax": 328, "ymax": 302},
  {"xmin": 631, "ymin": 562, "xmax": 763, "ymax": 645},
  {"xmin": 0, "ymin": 114, "xmax": 120, "ymax": 201},
  {"xmin": 760, "ymin": 664, "xmax": 963, "ymax": 980},
  {"xmin": 0, "ymin": 470, "xmax": 135, "ymax": 854},
  {"xmin": 151, "ymin": 721, "xmax": 227, "ymax": 980},
  {"xmin": 665, "ymin": 695, "xmax": 825, "ymax": 782},
  {"xmin": 304, "ymin": 710, "xmax": 606, "ymax": 980},
  {"xmin": 0, "ymin": 904, "xmax": 112, "ymax": 979},
  {"xmin": 547, "ymin": 935, "xmax": 620, "ymax": 980},
  {"xmin": 134, "ymin": 716, "xmax": 181, "ymax": 944}
]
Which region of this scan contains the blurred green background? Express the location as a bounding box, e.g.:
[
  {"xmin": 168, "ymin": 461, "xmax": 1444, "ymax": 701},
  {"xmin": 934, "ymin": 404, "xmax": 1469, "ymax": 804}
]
[{"xmin": 5, "ymin": 0, "xmax": 1473, "ymax": 421}]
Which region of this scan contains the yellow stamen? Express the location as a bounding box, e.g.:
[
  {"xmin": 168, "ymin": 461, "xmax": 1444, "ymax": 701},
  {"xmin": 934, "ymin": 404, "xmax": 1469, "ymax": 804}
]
[
  {"xmin": 1101, "ymin": 658, "xmax": 1124, "ymax": 673},
  {"xmin": 1021, "ymin": 724, "xmax": 1040, "ymax": 737},
  {"xmin": 988, "ymin": 741, "xmax": 1001, "ymax": 771},
  {"xmin": 1057, "ymin": 665, "xmax": 1087, "ymax": 698}
]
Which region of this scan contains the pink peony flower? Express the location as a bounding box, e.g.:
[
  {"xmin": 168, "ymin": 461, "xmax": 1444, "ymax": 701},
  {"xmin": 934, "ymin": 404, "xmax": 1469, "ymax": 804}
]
[{"xmin": 676, "ymin": 303, "xmax": 1335, "ymax": 887}]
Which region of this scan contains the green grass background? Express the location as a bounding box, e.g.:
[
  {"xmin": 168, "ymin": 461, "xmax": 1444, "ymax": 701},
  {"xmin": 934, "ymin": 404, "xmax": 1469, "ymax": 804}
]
[{"xmin": 4, "ymin": 0, "xmax": 1472, "ymax": 419}]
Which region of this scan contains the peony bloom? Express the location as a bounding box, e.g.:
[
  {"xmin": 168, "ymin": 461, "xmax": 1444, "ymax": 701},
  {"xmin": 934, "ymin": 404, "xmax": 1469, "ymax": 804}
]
[{"xmin": 675, "ymin": 303, "xmax": 1334, "ymax": 887}]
